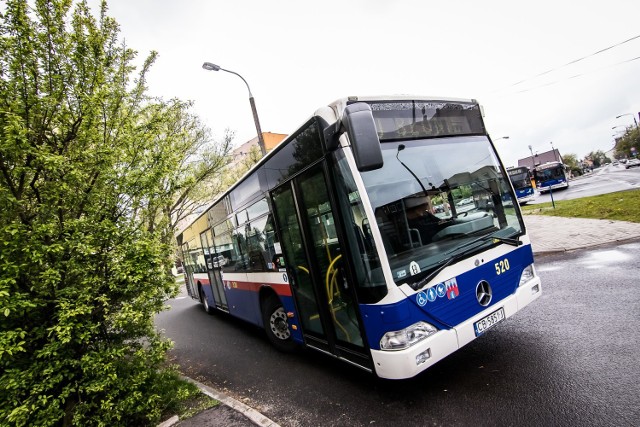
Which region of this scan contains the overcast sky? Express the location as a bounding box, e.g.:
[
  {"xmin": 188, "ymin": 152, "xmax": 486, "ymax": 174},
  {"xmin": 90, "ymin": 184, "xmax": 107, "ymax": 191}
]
[{"xmin": 89, "ymin": 0, "xmax": 640, "ymax": 167}]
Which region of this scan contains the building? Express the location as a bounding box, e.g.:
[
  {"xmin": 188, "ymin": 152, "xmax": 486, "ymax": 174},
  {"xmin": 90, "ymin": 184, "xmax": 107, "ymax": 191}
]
[
  {"xmin": 518, "ymin": 148, "xmax": 563, "ymax": 171},
  {"xmin": 227, "ymin": 132, "xmax": 287, "ymax": 170},
  {"xmin": 175, "ymin": 132, "xmax": 287, "ymax": 234}
]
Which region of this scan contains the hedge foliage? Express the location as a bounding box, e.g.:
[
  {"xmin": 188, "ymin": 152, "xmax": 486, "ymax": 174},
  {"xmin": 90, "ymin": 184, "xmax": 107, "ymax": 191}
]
[{"xmin": 0, "ymin": 1, "xmax": 214, "ymax": 425}]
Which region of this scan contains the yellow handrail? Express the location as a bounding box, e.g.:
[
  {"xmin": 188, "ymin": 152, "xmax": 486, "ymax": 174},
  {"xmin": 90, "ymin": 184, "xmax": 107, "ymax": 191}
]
[{"xmin": 325, "ymin": 254, "xmax": 350, "ymax": 341}]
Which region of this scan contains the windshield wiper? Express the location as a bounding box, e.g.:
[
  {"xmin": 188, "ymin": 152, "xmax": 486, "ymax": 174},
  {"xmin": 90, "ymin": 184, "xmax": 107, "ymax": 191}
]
[
  {"xmin": 411, "ymin": 254, "xmax": 462, "ymax": 290},
  {"xmin": 410, "ymin": 232, "xmax": 521, "ymax": 291},
  {"xmin": 445, "ymin": 231, "xmax": 521, "ymax": 257},
  {"xmin": 491, "ymin": 235, "xmax": 522, "ymax": 247}
]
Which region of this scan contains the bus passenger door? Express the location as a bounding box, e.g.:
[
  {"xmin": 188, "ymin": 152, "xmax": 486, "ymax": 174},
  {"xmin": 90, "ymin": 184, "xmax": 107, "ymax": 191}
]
[
  {"xmin": 272, "ymin": 164, "xmax": 369, "ymax": 367},
  {"xmin": 202, "ymin": 229, "xmax": 228, "ymax": 311}
]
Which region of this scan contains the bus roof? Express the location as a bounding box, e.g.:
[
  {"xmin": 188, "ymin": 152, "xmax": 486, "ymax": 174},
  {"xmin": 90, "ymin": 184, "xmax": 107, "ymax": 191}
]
[
  {"xmin": 324, "ymin": 95, "xmax": 479, "ymax": 116},
  {"xmin": 534, "ymin": 161, "xmax": 564, "ymax": 170}
]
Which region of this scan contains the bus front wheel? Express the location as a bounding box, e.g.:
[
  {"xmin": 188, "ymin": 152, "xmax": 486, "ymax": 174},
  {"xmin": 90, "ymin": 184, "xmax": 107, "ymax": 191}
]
[{"xmin": 262, "ymin": 295, "xmax": 297, "ymax": 352}]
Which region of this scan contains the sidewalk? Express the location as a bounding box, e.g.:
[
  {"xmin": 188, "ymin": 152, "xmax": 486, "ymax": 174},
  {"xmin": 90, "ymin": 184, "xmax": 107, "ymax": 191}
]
[
  {"xmin": 524, "ymin": 214, "xmax": 640, "ymax": 254},
  {"xmin": 166, "ymin": 214, "xmax": 640, "ymax": 427}
]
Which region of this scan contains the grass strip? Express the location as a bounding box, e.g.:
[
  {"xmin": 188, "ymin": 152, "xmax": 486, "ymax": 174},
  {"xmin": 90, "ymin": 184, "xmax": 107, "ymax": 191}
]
[{"xmin": 521, "ymin": 189, "xmax": 640, "ymax": 223}]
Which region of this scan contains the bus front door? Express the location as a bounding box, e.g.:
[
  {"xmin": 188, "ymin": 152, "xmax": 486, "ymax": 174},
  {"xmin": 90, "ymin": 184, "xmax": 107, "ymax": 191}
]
[{"xmin": 272, "ymin": 164, "xmax": 370, "ymax": 368}]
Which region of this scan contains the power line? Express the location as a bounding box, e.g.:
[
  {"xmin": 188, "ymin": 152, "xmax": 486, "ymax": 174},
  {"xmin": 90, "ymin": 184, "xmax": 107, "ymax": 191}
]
[
  {"xmin": 513, "ymin": 55, "xmax": 640, "ymax": 94},
  {"xmin": 488, "ymin": 33, "xmax": 640, "ymax": 96},
  {"xmin": 509, "ymin": 33, "xmax": 640, "ymax": 88}
]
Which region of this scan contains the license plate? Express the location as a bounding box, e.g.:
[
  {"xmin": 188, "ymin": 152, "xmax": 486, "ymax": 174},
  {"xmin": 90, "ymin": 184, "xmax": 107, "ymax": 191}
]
[{"xmin": 474, "ymin": 307, "xmax": 505, "ymax": 336}]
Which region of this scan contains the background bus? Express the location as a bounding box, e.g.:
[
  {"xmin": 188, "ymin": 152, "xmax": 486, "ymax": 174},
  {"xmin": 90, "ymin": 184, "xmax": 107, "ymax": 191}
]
[
  {"xmin": 507, "ymin": 166, "xmax": 535, "ymax": 204},
  {"xmin": 177, "ymin": 96, "xmax": 542, "ymax": 379},
  {"xmin": 533, "ymin": 161, "xmax": 569, "ymax": 193}
]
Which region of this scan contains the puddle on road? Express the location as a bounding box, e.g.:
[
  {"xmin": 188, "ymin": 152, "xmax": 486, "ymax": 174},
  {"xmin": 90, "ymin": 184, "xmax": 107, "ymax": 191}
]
[
  {"xmin": 537, "ymin": 245, "xmax": 637, "ymax": 272},
  {"xmin": 536, "ymin": 265, "xmax": 563, "ymax": 272},
  {"xmin": 578, "ymin": 249, "xmax": 631, "ymax": 269}
]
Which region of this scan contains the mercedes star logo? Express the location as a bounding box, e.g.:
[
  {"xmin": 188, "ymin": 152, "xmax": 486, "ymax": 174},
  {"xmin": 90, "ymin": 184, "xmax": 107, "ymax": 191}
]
[{"xmin": 476, "ymin": 280, "xmax": 492, "ymax": 306}]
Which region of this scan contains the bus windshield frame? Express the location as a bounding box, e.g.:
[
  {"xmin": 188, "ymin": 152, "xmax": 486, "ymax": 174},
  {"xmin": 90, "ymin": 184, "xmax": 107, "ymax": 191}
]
[{"xmin": 360, "ymin": 135, "xmax": 523, "ymax": 290}]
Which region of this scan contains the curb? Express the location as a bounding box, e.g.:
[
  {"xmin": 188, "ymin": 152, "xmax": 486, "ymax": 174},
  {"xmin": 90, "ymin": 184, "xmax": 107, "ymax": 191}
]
[
  {"xmin": 182, "ymin": 377, "xmax": 281, "ymax": 427},
  {"xmin": 533, "ymin": 235, "xmax": 640, "ymax": 256}
]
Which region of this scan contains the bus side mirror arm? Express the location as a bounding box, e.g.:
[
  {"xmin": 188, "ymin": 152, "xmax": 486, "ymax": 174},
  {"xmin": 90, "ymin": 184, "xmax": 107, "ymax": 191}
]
[{"xmin": 323, "ymin": 120, "xmax": 342, "ymax": 151}]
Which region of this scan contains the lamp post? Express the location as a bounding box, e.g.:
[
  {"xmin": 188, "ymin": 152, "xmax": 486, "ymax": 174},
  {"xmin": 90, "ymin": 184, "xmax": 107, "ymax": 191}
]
[
  {"xmin": 528, "ymin": 144, "xmax": 535, "ymax": 170},
  {"xmin": 615, "ymin": 113, "xmax": 639, "ymax": 128},
  {"xmin": 550, "ymin": 141, "xmax": 558, "ymax": 161},
  {"xmin": 493, "ymin": 136, "xmax": 509, "ymax": 142},
  {"xmin": 202, "ymin": 62, "xmax": 267, "ymax": 157}
]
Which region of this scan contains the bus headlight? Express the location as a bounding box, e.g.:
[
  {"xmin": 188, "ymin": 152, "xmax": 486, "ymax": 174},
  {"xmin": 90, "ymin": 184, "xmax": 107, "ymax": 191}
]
[
  {"xmin": 380, "ymin": 321, "xmax": 437, "ymax": 351},
  {"xmin": 519, "ymin": 264, "xmax": 535, "ymax": 286}
]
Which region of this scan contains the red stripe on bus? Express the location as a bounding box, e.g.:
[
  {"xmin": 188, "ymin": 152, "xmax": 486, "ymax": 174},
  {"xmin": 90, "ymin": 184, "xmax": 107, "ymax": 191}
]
[{"xmin": 224, "ymin": 280, "xmax": 292, "ymax": 297}]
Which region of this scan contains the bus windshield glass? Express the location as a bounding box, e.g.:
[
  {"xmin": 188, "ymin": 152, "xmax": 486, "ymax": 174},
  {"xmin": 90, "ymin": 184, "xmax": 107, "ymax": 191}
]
[
  {"xmin": 508, "ymin": 167, "xmax": 531, "ymax": 190},
  {"xmin": 360, "ymin": 135, "xmax": 522, "ymax": 289},
  {"xmin": 535, "ymin": 164, "xmax": 565, "ymax": 180}
]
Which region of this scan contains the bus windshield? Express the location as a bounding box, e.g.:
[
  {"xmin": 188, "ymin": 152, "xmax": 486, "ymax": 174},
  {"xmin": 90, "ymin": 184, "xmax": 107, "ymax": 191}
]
[
  {"xmin": 535, "ymin": 164, "xmax": 564, "ymax": 180},
  {"xmin": 508, "ymin": 168, "xmax": 531, "ymax": 190},
  {"xmin": 360, "ymin": 135, "xmax": 522, "ymax": 289}
]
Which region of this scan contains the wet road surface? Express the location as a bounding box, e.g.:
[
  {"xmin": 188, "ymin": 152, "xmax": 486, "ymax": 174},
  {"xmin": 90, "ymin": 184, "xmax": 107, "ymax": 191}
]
[{"xmin": 157, "ymin": 240, "xmax": 640, "ymax": 426}]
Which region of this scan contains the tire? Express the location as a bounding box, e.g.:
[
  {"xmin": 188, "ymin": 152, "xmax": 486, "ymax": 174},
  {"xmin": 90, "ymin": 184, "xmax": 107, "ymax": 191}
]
[
  {"xmin": 199, "ymin": 285, "xmax": 214, "ymax": 314},
  {"xmin": 262, "ymin": 295, "xmax": 297, "ymax": 352}
]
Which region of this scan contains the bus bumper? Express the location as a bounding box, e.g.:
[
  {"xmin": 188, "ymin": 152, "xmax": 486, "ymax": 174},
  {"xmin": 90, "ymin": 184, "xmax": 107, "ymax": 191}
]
[
  {"xmin": 518, "ymin": 194, "xmax": 535, "ymax": 204},
  {"xmin": 370, "ymin": 277, "xmax": 542, "ymax": 380}
]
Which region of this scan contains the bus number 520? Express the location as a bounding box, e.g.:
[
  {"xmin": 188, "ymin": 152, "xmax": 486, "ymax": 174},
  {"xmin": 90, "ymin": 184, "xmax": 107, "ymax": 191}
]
[{"xmin": 495, "ymin": 259, "xmax": 510, "ymax": 275}]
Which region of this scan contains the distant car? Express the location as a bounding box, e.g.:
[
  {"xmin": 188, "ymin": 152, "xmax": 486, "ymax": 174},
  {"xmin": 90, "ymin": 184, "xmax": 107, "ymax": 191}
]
[
  {"xmin": 625, "ymin": 159, "xmax": 640, "ymax": 169},
  {"xmin": 456, "ymin": 197, "xmax": 473, "ymax": 206}
]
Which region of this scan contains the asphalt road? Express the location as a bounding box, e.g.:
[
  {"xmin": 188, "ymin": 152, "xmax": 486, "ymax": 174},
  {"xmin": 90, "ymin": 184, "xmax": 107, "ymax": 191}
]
[
  {"xmin": 157, "ymin": 240, "xmax": 640, "ymax": 427},
  {"xmin": 531, "ymin": 163, "xmax": 640, "ymax": 204}
]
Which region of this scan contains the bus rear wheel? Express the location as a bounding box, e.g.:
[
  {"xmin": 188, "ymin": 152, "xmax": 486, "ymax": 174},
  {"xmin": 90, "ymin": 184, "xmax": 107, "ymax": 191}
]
[
  {"xmin": 199, "ymin": 285, "xmax": 214, "ymax": 314},
  {"xmin": 262, "ymin": 295, "xmax": 297, "ymax": 352}
]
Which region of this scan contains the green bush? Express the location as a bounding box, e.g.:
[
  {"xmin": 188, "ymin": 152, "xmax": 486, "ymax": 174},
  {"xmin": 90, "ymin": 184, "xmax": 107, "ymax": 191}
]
[{"xmin": 0, "ymin": 1, "xmax": 211, "ymax": 425}]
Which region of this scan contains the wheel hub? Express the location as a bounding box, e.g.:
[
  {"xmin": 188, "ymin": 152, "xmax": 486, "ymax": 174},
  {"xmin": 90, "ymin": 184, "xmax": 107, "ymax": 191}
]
[{"xmin": 270, "ymin": 307, "xmax": 290, "ymax": 340}]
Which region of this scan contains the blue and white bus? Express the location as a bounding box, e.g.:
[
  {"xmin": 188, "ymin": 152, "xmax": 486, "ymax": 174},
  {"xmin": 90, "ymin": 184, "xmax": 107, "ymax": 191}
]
[
  {"xmin": 533, "ymin": 161, "xmax": 569, "ymax": 193},
  {"xmin": 178, "ymin": 96, "xmax": 542, "ymax": 379},
  {"xmin": 507, "ymin": 166, "xmax": 535, "ymax": 204}
]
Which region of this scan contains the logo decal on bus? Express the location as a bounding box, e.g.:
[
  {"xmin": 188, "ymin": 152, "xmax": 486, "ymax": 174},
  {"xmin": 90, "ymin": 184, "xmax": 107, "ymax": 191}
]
[
  {"xmin": 416, "ymin": 292, "xmax": 428, "ymax": 307},
  {"xmin": 409, "ymin": 261, "xmax": 421, "ymax": 275},
  {"xmin": 436, "ymin": 283, "xmax": 446, "ymax": 298},
  {"xmin": 427, "ymin": 287, "xmax": 437, "ymax": 302},
  {"xmin": 445, "ymin": 278, "xmax": 460, "ymax": 300}
]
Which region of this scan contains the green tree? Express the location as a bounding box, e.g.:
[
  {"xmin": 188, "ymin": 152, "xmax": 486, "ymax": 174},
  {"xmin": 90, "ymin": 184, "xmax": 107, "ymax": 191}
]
[
  {"xmin": 585, "ymin": 150, "xmax": 610, "ymax": 168},
  {"xmin": 562, "ymin": 153, "xmax": 579, "ymax": 169},
  {"xmin": 0, "ymin": 1, "xmax": 226, "ymax": 425},
  {"xmin": 614, "ymin": 126, "xmax": 640, "ymax": 159},
  {"xmin": 562, "ymin": 153, "xmax": 583, "ymax": 176}
]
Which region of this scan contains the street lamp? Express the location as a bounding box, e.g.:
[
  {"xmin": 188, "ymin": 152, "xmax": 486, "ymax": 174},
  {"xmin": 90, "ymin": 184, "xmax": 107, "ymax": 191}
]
[
  {"xmin": 615, "ymin": 113, "xmax": 639, "ymax": 128},
  {"xmin": 550, "ymin": 141, "xmax": 558, "ymax": 161},
  {"xmin": 202, "ymin": 62, "xmax": 267, "ymax": 157},
  {"xmin": 528, "ymin": 144, "xmax": 535, "ymax": 170},
  {"xmin": 493, "ymin": 136, "xmax": 509, "ymax": 142}
]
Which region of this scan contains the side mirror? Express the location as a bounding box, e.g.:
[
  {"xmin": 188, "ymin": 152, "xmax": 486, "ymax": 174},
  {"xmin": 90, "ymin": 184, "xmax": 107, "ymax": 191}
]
[{"xmin": 342, "ymin": 103, "xmax": 383, "ymax": 172}]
